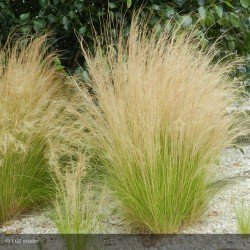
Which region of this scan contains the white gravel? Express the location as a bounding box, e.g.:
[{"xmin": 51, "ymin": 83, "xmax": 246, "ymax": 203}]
[{"xmin": 0, "ymin": 211, "xmax": 58, "ymax": 234}]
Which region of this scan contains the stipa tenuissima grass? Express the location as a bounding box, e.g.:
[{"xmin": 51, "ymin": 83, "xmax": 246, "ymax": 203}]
[
  {"xmin": 0, "ymin": 35, "xmax": 87, "ymax": 224},
  {"xmin": 0, "ymin": 35, "xmax": 63, "ymax": 223},
  {"xmin": 80, "ymin": 15, "xmax": 247, "ymax": 233}
]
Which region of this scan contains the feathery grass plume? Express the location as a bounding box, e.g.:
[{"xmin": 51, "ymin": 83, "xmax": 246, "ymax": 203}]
[
  {"xmin": 235, "ymin": 200, "xmax": 250, "ymax": 235},
  {"xmin": 79, "ymin": 14, "xmax": 248, "ymax": 233},
  {"xmin": 0, "ymin": 35, "xmax": 74, "ymax": 223},
  {"xmin": 51, "ymin": 153, "xmax": 104, "ymax": 250}
]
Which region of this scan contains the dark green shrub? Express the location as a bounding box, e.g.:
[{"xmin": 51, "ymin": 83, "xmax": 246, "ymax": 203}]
[{"xmin": 0, "ymin": 0, "xmax": 249, "ymax": 85}]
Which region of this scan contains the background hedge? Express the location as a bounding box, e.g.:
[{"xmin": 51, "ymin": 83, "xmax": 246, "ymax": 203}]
[{"xmin": 0, "ymin": 0, "xmax": 249, "ymax": 88}]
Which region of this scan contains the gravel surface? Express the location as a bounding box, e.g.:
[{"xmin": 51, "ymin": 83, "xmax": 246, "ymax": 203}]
[{"xmin": 0, "ymin": 211, "xmax": 58, "ymax": 234}]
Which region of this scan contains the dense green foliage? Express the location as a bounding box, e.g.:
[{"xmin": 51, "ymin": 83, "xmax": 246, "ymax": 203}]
[
  {"xmin": 0, "ymin": 0, "xmax": 250, "ymax": 84},
  {"xmin": 0, "ymin": 136, "xmax": 53, "ymax": 223}
]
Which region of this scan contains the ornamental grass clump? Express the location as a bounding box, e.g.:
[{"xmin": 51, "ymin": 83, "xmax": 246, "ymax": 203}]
[
  {"xmin": 80, "ymin": 16, "xmax": 246, "ymax": 233},
  {"xmin": 51, "ymin": 154, "xmax": 104, "ymax": 250},
  {"xmin": 235, "ymin": 201, "xmax": 250, "ymax": 234},
  {"xmin": 0, "ymin": 35, "xmax": 85, "ymax": 224}
]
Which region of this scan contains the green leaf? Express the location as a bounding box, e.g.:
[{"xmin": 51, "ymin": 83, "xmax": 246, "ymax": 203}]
[
  {"xmin": 217, "ymin": 18, "xmax": 228, "ymax": 26},
  {"xmin": 164, "ymin": 6, "xmax": 175, "ymax": 18},
  {"xmin": 79, "ymin": 26, "xmax": 86, "ymax": 35},
  {"xmin": 197, "ymin": 0, "xmax": 205, "ymax": 6},
  {"xmin": 39, "ymin": 0, "xmax": 49, "ymax": 8},
  {"xmin": 152, "ymin": 4, "xmax": 160, "ymax": 11},
  {"xmin": 224, "ymin": 1, "xmax": 234, "ymax": 9},
  {"xmin": 54, "ymin": 57, "xmax": 64, "ymax": 70},
  {"xmin": 108, "ymin": 2, "xmax": 116, "ymax": 9},
  {"xmin": 19, "ymin": 25, "xmax": 31, "ymax": 34},
  {"xmin": 204, "ymin": 13, "xmax": 215, "ymax": 26},
  {"xmin": 56, "ymin": 64, "xmax": 64, "ymax": 70},
  {"xmin": 244, "ymin": 33, "xmax": 250, "ymax": 50},
  {"xmin": 198, "ymin": 7, "xmax": 206, "ymax": 19},
  {"xmin": 149, "ymin": 15, "xmax": 160, "ymax": 26},
  {"xmin": 20, "ymin": 12, "xmax": 30, "ymax": 22},
  {"xmin": 153, "ymin": 23, "xmax": 162, "ymax": 38},
  {"xmin": 32, "ymin": 20, "xmax": 44, "ymax": 32},
  {"xmin": 214, "ymin": 5, "xmax": 223, "ymax": 19},
  {"xmin": 74, "ymin": 67, "xmax": 90, "ymax": 82},
  {"xmin": 47, "ymin": 14, "xmax": 58, "ymax": 24},
  {"xmin": 228, "ymin": 41, "xmax": 236, "ymax": 51},
  {"xmin": 174, "ymin": 0, "xmax": 187, "ymax": 7},
  {"xmin": 0, "ymin": 2, "xmax": 6, "ymax": 8},
  {"xmin": 68, "ymin": 10, "xmax": 75, "ymax": 19},
  {"xmin": 240, "ymin": 0, "xmax": 250, "ymax": 8},
  {"xmin": 229, "ymin": 13, "xmax": 240, "ymax": 27},
  {"xmin": 62, "ymin": 16, "xmax": 69, "ymax": 30},
  {"xmin": 97, "ymin": 11, "xmax": 105, "ymax": 18},
  {"xmin": 127, "ymin": 0, "xmax": 132, "ymax": 8},
  {"xmin": 75, "ymin": 3, "xmax": 83, "ymax": 13},
  {"xmin": 53, "ymin": 57, "xmax": 61, "ymax": 65},
  {"xmin": 181, "ymin": 15, "xmax": 193, "ymax": 27}
]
